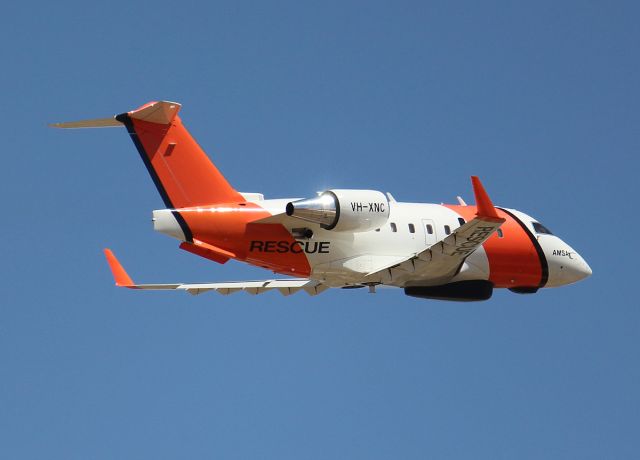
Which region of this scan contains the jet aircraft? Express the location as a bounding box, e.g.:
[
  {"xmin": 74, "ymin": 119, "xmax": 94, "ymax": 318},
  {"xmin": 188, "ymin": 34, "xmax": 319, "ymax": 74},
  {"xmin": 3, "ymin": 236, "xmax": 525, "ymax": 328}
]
[{"xmin": 52, "ymin": 101, "xmax": 592, "ymax": 301}]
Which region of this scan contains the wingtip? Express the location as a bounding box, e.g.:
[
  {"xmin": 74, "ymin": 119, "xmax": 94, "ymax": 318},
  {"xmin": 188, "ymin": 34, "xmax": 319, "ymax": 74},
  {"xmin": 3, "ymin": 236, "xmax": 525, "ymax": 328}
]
[
  {"xmin": 471, "ymin": 176, "xmax": 501, "ymax": 220},
  {"xmin": 103, "ymin": 248, "xmax": 135, "ymax": 287}
]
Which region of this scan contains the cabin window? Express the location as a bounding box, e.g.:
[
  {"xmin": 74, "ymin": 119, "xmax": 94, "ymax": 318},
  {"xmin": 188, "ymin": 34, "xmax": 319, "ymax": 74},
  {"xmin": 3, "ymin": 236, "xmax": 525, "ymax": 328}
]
[
  {"xmin": 497, "ymin": 228, "xmax": 504, "ymax": 238},
  {"xmin": 408, "ymin": 223, "xmax": 415, "ymax": 233},
  {"xmin": 375, "ymin": 228, "xmax": 380, "ymax": 232},
  {"xmin": 426, "ymin": 224, "xmax": 433, "ymax": 234},
  {"xmin": 390, "ymin": 222, "xmax": 397, "ymax": 232},
  {"xmin": 444, "ymin": 225, "xmax": 451, "ymax": 235},
  {"xmin": 458, "ymin": 217, "xmax": 466, "ymax": 226},
  {"xmin": 532, "ymin": 222, "xmax": 553, "ymax": 235}
]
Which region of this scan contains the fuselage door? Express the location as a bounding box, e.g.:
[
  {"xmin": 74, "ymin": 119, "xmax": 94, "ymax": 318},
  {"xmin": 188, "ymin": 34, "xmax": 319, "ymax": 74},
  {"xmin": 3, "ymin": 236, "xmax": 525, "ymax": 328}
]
[{"xmin": 422, "ymin": 219, "xmax": 437, "ymax": 247}]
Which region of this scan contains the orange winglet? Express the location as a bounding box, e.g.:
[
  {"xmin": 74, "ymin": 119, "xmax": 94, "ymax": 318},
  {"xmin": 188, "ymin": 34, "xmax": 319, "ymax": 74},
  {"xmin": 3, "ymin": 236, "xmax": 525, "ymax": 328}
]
[
  {"xmin": 103, "ymin": 249, "xmax": 135, "ymax": 287},
  {"xmin": 471, "ymin": 176, "xmax": 501, "ymax": 220}
]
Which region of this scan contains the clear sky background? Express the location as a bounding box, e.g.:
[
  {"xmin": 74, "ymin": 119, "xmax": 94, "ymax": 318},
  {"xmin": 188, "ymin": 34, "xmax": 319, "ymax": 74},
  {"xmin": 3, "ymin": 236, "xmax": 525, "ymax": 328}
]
[{"xmin": 1, "ymin": 1, "xmax": 638, "ymax": 458}]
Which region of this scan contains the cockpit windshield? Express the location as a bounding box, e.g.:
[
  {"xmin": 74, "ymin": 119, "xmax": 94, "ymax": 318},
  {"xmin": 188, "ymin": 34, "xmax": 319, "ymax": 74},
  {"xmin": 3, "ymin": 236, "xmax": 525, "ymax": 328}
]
[{"xmin": 532, "ymin": 222, "xmax": 553, "ymax": 235}]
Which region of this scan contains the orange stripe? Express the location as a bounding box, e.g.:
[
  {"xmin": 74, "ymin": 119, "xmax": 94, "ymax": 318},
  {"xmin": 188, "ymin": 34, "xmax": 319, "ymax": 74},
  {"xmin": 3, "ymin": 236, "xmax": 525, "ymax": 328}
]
[
  {"xmin": 178, "ymin": 203, "xmax": 312, "ymax": 277},
  {"xmin": 445, "ymin": 205, "xmax": 542, "ymax": 288}
]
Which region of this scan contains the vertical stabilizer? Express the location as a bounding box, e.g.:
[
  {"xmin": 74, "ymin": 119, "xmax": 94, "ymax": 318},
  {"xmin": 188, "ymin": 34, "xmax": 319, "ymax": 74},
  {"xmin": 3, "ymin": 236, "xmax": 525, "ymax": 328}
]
[{"xmin": 115, "ymin": 101, "xmax": 244, "ymax": 208}]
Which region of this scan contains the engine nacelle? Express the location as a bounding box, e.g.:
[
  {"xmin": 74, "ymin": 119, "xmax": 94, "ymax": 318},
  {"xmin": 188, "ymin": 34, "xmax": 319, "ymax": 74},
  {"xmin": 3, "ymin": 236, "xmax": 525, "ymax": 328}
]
[{"xmin": 286, "ymin": 189, "xmax": 389, "ymax": 232}]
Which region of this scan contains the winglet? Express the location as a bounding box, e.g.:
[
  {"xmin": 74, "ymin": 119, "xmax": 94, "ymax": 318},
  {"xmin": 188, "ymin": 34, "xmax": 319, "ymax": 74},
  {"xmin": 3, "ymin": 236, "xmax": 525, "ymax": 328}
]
[
  {"xmin": 104, "ymin": 249, "xmax": 135, "ymax": 287},
  {"xmin": 471, "ymin": 176, "xmax": 501, "ymax": 220}
]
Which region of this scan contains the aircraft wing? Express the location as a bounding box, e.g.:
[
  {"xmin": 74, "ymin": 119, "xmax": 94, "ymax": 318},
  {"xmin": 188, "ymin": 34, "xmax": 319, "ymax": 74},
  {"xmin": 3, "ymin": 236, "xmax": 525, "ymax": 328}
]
[
  {"xmin": 104, "ymin": 249, "xmax": 328, "ymax": 296},
  {"xmin": 365, "ymin": 177, "xmax": 506, "ymax": 286}
]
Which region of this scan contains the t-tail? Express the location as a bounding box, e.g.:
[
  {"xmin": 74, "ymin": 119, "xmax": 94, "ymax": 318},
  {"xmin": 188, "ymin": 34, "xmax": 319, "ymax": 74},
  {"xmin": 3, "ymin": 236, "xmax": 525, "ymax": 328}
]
[{"xmin": 51, "ymin": 101, "xmax": 244, "ymax": 209}]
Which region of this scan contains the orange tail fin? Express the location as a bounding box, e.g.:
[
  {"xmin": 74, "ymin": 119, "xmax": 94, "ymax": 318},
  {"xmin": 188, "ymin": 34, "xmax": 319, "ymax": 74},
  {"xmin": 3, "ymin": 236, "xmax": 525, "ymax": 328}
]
[{"xmin": 115, "ymin": 101, "xmax": 244, "ymax": 208}]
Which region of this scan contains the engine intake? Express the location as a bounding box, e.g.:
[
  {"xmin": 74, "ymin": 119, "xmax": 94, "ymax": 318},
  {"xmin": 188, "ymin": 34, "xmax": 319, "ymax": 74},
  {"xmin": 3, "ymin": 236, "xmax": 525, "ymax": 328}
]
[{"xmin": 286, "ymin": 189, "xmax": 389, "ymax": 232}]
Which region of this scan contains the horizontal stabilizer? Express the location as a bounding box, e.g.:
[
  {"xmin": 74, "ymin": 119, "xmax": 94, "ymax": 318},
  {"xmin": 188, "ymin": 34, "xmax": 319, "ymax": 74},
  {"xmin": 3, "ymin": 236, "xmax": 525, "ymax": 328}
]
[
  {"xmin": 49, "ymin": 118, "xmax": 123, "ymax": 129},
  {"xmin": 49, "ymin": 100, "xmax": 181, "ymax": 129}
]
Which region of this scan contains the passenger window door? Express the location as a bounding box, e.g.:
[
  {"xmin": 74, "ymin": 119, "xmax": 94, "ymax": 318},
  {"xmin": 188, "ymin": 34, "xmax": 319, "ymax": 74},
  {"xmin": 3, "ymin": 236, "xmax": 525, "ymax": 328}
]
[{"xmin": 422, "ymin": 219, "xmax": 437, "ymax": 246}]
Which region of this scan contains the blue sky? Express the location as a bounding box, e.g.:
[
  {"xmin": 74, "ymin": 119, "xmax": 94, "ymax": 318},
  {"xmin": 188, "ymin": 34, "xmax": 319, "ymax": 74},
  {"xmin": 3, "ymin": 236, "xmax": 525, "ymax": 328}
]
[{"xmin": 1, "ymin": 1, "xmax": 638, "ymax": 458}]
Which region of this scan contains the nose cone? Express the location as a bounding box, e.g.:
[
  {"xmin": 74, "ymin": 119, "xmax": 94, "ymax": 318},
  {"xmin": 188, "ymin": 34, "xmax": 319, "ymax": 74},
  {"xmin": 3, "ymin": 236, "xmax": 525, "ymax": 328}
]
[
  {"xmin": 577, "ymin": 258, "xmax": 592, "ymax": 279},
  {"xmin": 541, "ymin": 236, "xmax": 592, "ymax": 287},
  {"xmin": 560, "ymin": 254, "xmax": 592, "ymax": 284}
]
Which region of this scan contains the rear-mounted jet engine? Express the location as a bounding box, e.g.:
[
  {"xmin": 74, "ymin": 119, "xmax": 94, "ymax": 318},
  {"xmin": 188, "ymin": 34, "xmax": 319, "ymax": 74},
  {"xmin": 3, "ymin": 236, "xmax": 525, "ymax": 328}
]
[{"xmin": 286, "ymin": 189, "xmax": 389, "ymax": 232}]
